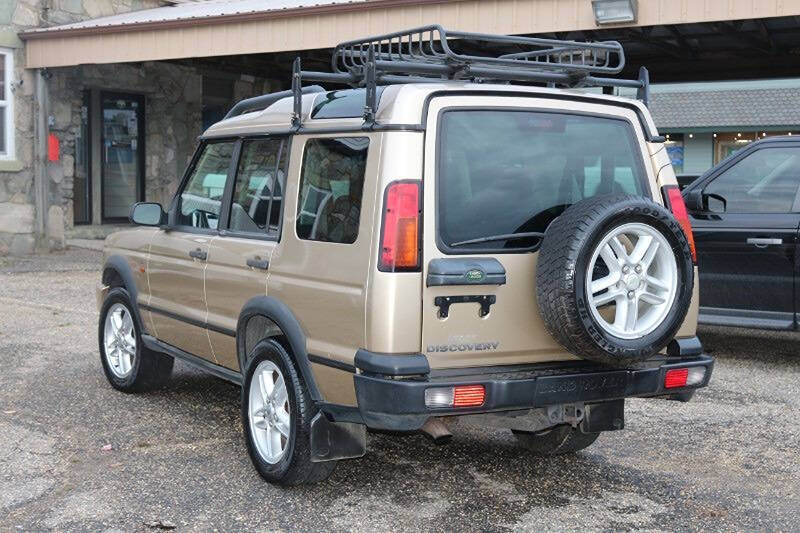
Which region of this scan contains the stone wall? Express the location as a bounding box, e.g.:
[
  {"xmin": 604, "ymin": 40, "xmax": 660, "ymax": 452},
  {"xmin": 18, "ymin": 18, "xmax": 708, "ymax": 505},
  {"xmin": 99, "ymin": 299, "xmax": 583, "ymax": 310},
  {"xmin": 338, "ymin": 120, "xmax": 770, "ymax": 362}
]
[
  {"xmin": 47, "ymin": 62, "xmax": 205, "ymax": 233},
  {"xmin": 0, "ymin": 0, "xmax": 169, "ymax": 255}
]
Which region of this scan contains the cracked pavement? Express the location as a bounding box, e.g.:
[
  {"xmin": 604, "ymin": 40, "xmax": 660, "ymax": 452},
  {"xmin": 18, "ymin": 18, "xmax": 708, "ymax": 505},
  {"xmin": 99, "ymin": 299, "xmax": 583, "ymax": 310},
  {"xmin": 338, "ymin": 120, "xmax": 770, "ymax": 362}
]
[{"xmin": 0, "ymin": 249, "xmax": 798, "ymax": 531}]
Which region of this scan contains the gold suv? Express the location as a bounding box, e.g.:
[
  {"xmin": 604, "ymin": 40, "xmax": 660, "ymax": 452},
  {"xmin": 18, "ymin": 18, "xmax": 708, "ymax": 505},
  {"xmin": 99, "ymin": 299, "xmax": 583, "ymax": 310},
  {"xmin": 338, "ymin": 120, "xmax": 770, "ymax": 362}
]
[{"xmin": 97, "ymin": 26, "xmax": 713, "ymax": 485}]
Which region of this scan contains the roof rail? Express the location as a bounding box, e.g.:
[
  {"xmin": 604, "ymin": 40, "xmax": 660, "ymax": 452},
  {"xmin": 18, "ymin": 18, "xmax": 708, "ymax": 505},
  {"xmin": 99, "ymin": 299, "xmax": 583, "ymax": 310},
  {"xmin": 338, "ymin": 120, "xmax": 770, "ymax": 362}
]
[
  {"xmin": 294, "ymin": 25, "xmax": 651, "ymax": 129},
  {"xmin": 224, "ymin": 84, "xmax": 325, "ymax": 120}
]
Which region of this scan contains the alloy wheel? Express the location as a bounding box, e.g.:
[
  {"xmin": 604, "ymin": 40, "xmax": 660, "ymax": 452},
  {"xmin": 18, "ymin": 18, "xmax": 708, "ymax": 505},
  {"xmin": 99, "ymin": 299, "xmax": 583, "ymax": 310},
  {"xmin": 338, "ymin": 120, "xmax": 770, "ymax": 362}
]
[
  {"xmin": 585, "ymin": 222, "xmax": 678, "ymax": 339},
  {"xmin": 103, "ymin": 303, "xmax": 137, "ymax": 378},
  {"xmin": 248, "ymin": 360, "xmax": 291, "ymax": 464}
]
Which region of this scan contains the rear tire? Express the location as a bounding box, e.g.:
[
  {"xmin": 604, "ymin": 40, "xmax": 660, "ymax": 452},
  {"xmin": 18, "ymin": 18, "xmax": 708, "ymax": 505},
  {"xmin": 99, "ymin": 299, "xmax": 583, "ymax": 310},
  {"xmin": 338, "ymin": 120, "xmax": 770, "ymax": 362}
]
[
  {"xmin": 98, "ymin": 287, "xmax": 173, "ymax": 392},
  {"xmin": 242, "ymin": 339, "xmax": 336, "ymax": 485},
  {"xmin": 513, "ymin": 426, "xmax": 600, "ymax": 456}
]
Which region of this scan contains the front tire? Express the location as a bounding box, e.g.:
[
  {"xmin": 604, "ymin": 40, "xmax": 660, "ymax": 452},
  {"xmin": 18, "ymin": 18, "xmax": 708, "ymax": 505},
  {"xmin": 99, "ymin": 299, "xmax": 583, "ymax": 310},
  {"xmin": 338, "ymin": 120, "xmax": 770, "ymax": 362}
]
[
  {"xmin": 513, "ymin": 426, "xmax": 600, "ymax": 456},
  {"xmin": 98, "ymin": 288, "xmax": 173, "ymax": 392},
  {"xmin": 242, "ymin": 339, "xmax": 336, "ymax": 485}
]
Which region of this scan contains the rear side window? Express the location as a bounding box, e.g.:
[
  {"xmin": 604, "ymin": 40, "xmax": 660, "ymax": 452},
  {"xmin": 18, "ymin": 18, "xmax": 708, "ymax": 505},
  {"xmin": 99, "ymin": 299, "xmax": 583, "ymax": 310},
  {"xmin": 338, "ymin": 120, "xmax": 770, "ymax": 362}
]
[
  {"xmin": 177, "ymin": 141, "xmax": 234, "ymax": 229},
  {"xmin": 296, "ymin": 137, "xmax": 369, "ymax": 244},
  {"xmin": 229, "ymin": 138, "xmax": 288, "ymax": 235},
  {"xmin": 437, "ymin": 110, "xmax": 647, "ymax": 252}
]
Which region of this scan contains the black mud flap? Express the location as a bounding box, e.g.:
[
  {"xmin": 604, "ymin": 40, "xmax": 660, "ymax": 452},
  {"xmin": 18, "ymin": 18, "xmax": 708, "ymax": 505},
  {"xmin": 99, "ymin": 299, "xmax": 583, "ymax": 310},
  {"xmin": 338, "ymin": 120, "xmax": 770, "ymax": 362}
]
[
  {"xmin": 310, "ymin": 413, "xmax": 367, "ymax": 462},
  {"xmin": 580, "ymin": 399, "xmax": 625, "ymax": 433}
]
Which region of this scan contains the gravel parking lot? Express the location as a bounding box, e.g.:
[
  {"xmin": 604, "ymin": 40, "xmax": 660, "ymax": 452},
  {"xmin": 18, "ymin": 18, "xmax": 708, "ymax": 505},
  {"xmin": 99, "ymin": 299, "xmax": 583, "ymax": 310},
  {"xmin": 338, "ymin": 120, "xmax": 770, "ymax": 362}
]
[{"xmin": 1, "ymin": 248, "xmax": 798, "ymax": 532}]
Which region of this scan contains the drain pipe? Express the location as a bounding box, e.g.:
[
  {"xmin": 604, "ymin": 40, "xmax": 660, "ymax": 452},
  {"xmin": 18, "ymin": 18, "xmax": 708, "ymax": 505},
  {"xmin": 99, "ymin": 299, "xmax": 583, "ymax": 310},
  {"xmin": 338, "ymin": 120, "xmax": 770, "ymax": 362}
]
[{"xmin": 33, "ymin": 68, "xmax": 49, "ymax": 245}]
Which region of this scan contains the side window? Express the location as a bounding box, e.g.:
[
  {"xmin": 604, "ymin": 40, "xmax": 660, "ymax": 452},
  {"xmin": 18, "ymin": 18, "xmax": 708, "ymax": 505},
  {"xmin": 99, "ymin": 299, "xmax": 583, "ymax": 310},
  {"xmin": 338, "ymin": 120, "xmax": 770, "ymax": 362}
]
[
  {"xmin": 704, "ymin": 147, "xmax": 800, "ymax": 213},
  {"xmin": 296, "ymin": 137, "xmax": 369, "ymax": 244},
  {"xmin": 229, "ymin": 138, "xmax": 288, "ymax": 235},
  {"xmin": 176, "ymin": 142, "xmax": 234, "ymax": 229}
]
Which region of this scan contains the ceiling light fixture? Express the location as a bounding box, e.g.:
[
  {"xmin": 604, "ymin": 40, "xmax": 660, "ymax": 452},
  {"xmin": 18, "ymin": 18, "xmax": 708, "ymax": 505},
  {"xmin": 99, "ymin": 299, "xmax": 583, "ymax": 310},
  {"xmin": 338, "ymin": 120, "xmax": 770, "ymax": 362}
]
[{"xmin": 592, "ymin": 0, "xmax": 638, "ymax": 25}]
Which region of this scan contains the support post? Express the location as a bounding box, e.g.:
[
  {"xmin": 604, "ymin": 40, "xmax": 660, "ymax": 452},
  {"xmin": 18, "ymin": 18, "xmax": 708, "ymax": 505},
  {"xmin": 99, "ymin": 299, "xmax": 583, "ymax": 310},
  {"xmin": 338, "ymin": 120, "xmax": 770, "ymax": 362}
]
[{"xmin": 33, "ymin": 69, "xmax": 49, "ymax": 247}]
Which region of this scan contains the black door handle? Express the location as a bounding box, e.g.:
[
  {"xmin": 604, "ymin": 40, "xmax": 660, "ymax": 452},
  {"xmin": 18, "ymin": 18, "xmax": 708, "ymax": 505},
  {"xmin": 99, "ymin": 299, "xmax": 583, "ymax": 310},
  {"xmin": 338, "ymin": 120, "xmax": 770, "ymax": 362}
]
[
  {"xmin": 189, "ymin": 248, "xmax": 207, "ymax": 261},
  {"xmin": 246, "ymin": 257, "xmax": 270, "ymax": 270}
]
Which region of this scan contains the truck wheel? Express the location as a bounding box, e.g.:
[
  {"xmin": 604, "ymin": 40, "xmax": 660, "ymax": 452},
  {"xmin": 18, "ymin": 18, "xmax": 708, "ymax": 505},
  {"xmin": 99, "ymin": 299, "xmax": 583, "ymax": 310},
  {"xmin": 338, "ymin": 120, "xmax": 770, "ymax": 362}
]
[
  {"xmin": 536, "ymin": 194, "xmax": 694, "ymax": 367},
  {"xmin": 98, "ymin": 287, "xmax": 173, "ymax": 392},
  {"xmin": 242, "ymin": 339, "xmax": 337, "ymax": 485},
  {"xmin": 513, "ymin": 426, "xmax": 600, "ymax": 456}
]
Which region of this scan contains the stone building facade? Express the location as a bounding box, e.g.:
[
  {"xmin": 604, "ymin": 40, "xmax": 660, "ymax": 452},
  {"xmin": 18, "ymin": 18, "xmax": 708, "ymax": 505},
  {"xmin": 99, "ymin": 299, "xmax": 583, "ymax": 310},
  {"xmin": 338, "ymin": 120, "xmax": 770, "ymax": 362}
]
[{"xmin": 0, "ymin": 0, "xmax": 274, "ymax": 255}]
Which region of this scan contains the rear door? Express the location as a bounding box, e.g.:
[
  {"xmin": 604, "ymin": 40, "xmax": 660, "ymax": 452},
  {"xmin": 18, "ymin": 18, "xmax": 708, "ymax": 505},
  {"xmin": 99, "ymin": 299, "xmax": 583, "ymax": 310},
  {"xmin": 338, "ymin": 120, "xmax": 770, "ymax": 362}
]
[
  {"xmin": 688, "ymin": 144, "xmax": 800, "ymax": 329},
  {"xmin": 204, "ymin": 137, "xmax": 289, "ymax": 370},
  {"xmin": 267, "ymin": 134, "xmax": 377, "ymax": 369},
  {"xmin": 146, "ymin": 140, "xmax": 235, "ymax": 360},
  {"xmin": 421, "ymin": 96, "xmax": 656, "ymax": 369}
]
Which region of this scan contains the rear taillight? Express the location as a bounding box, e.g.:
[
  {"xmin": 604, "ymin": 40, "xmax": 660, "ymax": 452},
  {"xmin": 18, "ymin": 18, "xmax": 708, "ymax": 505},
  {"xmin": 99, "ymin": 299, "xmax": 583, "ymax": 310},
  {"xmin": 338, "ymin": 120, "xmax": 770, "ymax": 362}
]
[
  {"xmin": 662, "ymin": 185, "xmax": 697, "ymax": 264},
  {"xmin": 378, "ymin": 181, "xmax": 421, "ymax": 272}
]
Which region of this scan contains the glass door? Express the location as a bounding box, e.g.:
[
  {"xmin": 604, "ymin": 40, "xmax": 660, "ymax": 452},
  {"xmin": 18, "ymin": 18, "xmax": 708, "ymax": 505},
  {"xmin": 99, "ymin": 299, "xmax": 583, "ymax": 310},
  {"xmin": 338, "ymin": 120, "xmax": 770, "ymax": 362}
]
[{"xmin": 101, "ymin": 92, "xmax": 144, "ymax": 222}]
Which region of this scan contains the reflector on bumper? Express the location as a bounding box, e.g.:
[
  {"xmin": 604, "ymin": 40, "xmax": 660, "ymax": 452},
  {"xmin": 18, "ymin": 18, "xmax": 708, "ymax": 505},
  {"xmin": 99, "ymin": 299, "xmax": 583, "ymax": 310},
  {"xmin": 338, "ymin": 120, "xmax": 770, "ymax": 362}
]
[
  {"xmin": 424, "ymin": 385, "xmax": 485, "ymax": 408},
  {"xmin": 664, "ymin": 366, "xmax": 706, "ymax": 389}
]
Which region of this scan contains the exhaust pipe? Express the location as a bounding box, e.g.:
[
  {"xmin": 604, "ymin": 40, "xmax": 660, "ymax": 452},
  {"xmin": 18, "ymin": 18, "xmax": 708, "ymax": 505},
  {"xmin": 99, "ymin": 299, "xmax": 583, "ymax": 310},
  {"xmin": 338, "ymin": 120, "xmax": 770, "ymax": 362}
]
[{"xmin": 420, "ymin": 417, "xmax": 452, "ymax": 445}]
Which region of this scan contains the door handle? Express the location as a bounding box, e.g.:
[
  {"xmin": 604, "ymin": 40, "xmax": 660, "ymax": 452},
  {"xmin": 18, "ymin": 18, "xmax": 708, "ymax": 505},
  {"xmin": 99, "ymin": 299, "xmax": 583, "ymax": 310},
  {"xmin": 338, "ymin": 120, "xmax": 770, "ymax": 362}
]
[
  {"xmin": 746, "ymin": 238, "xmax": 782, "ymax": 248},
  {"xmin": 189, "ymin": 248, "xmax": 207, "ymax": 261},
  {"xmin": 246, "ymin": 257, "xmax": 270, "ymax": 270}
]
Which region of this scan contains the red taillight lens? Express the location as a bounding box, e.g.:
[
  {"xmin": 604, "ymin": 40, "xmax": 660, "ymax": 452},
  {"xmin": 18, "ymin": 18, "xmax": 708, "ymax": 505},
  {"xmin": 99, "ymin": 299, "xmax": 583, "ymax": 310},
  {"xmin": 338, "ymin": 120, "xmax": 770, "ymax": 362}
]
[
  {"xmin": 663, "ymin": 186, "xmax": 697, "ymax": 264},
  {"xmin": 452, "ymin": 385, "xmax": 485, "ymax": 407},
  {"xmin": 664, "ymin": 368, "xmax": 689, "ymax": 389},
  {"xmin": 379, "ymin": 181, "xmax": 421, "ymax": 272}
]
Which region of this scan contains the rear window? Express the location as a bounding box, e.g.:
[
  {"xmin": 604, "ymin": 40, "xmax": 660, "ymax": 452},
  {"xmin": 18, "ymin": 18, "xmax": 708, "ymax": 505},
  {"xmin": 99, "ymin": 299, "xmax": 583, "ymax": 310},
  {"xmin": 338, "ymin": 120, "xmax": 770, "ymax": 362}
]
[{"xmin": 437, "ymin": 110, "xmax": 648, "ymax": 252}]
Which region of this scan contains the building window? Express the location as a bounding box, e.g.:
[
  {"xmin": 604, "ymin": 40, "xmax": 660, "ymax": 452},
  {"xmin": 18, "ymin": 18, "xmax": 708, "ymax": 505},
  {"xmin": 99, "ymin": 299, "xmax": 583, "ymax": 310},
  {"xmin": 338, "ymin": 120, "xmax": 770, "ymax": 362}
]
[
  {"xmin": 664, "ymin": 133, "xmax": 684, "ymax": 174},
  {"xmin": 0, "ymin": 48, "xmax": 14, "ymax": 160}
]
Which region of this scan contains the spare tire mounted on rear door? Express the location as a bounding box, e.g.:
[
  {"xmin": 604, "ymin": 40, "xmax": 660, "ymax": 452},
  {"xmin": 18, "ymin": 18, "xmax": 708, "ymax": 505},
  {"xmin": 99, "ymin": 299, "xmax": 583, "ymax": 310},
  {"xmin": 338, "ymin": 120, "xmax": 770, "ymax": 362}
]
[{"xmin": 536, "ymin": 194, "xmax": 694, "ymax": 367}]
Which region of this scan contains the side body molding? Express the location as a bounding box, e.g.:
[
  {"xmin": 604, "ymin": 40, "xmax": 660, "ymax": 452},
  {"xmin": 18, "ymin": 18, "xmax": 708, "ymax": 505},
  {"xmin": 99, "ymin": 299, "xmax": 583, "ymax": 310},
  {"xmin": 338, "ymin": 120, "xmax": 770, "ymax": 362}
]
[{"xmin": 237, "ymin": 295, "xmax": 321, "ymax": 401}]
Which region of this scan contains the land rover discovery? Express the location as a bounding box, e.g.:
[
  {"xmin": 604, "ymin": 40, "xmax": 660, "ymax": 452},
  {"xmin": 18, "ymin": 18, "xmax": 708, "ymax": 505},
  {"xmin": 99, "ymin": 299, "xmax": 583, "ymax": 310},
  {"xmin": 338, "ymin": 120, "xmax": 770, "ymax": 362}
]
[{"xmin": 97, "ymin": 26, "xmax": 713, "ymax": 485}]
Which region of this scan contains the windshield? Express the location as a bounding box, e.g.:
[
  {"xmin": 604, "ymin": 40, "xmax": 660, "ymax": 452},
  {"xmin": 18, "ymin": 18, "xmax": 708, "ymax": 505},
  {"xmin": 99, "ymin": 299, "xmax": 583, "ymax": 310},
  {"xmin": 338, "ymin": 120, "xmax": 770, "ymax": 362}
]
[{"xmin": 437, "ymin": 109, "xmax": 648, "ymax": 252}]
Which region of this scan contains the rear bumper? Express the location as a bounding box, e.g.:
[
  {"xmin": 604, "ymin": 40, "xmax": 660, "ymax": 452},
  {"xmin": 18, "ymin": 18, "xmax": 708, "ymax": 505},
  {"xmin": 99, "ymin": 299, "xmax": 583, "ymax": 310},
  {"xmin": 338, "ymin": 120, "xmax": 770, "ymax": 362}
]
[{"xmin": 323, "ymin": 351, "xmax": 714, "ymax": 431}]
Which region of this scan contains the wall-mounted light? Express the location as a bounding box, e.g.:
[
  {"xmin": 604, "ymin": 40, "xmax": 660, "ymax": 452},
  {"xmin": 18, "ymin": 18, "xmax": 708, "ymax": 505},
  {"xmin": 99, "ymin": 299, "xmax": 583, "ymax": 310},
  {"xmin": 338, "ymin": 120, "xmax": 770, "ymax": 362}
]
[
  {"xmin": 688, "ymin": 133, "xmax": 693, "ymax": 139},
  {"xmin": 592, "ymin": 0, "xmax": 638, "ymax": 25}
]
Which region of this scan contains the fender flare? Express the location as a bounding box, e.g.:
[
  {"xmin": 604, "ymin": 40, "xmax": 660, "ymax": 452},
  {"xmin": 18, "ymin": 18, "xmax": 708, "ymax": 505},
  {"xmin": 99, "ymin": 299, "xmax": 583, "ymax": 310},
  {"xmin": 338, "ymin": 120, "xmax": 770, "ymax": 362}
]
[
  {"xmin": 237, "ymin": 295, "xmax": 321, "ymax": 401},
  {"xmin": 101, "ymin": 255, "xmax": 144, "ymax": 328}
]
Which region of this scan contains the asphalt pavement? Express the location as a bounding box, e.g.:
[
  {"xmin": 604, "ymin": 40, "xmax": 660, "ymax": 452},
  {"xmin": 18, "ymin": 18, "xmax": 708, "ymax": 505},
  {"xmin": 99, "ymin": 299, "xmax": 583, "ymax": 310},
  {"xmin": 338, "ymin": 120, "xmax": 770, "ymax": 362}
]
[{"xmin": 0, "ymin": 249, "xmax": 798, "ymax": 532}]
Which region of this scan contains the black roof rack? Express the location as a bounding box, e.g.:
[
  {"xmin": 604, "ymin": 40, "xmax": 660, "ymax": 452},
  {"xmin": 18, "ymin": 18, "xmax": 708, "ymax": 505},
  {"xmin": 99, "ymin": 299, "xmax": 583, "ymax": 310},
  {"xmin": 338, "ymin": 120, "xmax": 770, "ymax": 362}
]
[
  {"xmin": 295, "ymin": 25, "xmax": 651, "ymax": 126},
  {"xmin": 223, "ymin": 25, "xmax": 653, "ymax": 135}
]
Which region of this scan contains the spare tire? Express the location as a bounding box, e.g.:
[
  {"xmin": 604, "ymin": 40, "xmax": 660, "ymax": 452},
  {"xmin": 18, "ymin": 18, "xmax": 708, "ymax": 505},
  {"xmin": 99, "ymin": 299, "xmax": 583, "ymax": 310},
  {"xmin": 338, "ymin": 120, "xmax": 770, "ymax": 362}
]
[{"xmin": 536, "ymin": 194, "xmax": 694, "ymax": 367}]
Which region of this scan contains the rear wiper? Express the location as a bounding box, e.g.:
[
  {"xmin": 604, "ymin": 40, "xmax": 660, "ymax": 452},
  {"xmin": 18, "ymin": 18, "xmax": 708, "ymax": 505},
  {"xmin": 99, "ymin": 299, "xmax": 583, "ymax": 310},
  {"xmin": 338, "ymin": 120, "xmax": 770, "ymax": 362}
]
[{"xmin": 449, "ymin": 231, "xmax": 545, "ymax": 248}]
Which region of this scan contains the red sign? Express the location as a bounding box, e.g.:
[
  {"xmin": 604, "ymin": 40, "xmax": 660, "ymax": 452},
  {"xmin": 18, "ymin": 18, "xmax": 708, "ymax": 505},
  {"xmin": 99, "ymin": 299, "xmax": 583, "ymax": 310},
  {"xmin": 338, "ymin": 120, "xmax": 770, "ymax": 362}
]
[{"xmin": 48, "ymin": 133, "xmax": 59, "ymax": 162}]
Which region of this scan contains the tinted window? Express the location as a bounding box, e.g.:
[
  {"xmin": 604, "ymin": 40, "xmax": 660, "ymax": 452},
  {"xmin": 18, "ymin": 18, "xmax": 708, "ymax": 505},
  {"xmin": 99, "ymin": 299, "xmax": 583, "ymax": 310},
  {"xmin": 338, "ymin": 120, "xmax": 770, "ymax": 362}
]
[
  {"xmin": 438, "ymin": 110, "xmax": 646, "ymax": 251},
  {"xmin": 229, "ymin": 138, "xmax": 288, "ymax": 235},
  {"xmin": 296, "ymin": 137, "xmax": 369, "ymax": 244},
  {"xmin": 177, "ymin": 142, "xmax": 233, "ymax": 229},
  {"xmin": 704, "ymin": 147, "xmax": 800, "ymax": 213}
]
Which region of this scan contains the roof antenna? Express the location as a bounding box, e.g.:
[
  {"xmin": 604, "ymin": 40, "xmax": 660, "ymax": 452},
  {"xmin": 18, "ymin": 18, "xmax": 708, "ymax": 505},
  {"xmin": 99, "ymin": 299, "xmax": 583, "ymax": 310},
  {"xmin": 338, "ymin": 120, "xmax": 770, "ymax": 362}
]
[
  {"xmin": 291, "ymin": 57, "xmax": 302, "ymax": 131},
  {"xmin": 363, "ymin": 45, "xmax": 377, "ymax": 127}
]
